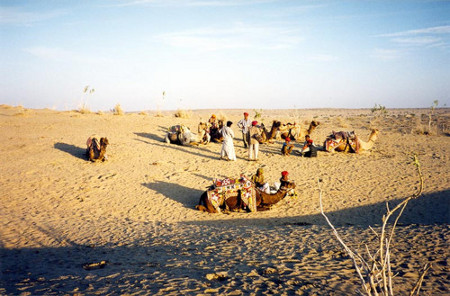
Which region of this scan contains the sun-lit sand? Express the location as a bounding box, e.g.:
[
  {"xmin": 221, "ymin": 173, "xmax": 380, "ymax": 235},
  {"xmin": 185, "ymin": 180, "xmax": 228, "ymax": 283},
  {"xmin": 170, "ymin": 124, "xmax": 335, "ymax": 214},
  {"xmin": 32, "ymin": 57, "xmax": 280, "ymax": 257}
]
[{"xmin": 1, "ymin": 105, "xmax": 449, "ymax": 295}]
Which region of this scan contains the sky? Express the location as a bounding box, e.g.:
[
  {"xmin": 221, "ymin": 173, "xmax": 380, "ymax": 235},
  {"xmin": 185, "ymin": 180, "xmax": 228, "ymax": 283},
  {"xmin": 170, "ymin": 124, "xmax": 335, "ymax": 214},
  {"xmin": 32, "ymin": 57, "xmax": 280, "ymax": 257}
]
[{"xmin": 1, "ymin": 0, "xmax": 449, "ymax": 111}]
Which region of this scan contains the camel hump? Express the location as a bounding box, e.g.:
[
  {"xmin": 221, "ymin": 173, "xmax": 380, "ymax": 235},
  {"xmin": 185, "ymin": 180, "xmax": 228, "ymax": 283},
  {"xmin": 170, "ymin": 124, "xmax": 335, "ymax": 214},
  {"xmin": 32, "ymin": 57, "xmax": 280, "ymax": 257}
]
[{"xmin": 86, "ymin": 134, "xmax": 100, "ymax": 147}]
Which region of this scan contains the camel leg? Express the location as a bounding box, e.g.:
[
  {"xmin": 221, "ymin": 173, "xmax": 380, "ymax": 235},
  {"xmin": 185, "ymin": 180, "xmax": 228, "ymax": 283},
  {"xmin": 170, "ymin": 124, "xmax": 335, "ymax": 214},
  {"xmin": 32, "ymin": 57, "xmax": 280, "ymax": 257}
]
[
  {"xmin": 196, "ymin": 191, "xmax": 218, "ymax": 213},
  {"xmin": 88, "ymin": 147, "xmax": 95, "ymax": 162}
]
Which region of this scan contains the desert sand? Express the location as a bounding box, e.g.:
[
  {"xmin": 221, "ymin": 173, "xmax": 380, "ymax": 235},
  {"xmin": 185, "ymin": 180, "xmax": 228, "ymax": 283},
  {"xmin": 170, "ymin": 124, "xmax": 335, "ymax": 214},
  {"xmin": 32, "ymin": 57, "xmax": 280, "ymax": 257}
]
[{"xmin": 0, "ymin": 105, "xmax": 449, "ymax": 295}]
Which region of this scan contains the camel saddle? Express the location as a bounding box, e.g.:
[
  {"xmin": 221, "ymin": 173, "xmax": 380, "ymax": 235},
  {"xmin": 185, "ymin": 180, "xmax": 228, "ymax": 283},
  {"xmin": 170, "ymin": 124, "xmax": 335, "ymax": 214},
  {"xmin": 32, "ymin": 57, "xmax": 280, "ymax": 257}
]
[
  {"xmin": 207, "ymin": 175, "xmax": 257, "ymax": 213},
  {"xmin": 325, "ymin": 131, "xmax": 360, "ymax": 153}
]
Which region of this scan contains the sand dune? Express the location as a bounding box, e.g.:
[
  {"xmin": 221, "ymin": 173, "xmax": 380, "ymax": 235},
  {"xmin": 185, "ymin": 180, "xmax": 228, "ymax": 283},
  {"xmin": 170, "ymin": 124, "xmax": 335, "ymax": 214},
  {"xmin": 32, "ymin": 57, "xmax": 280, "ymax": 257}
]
[{"xmin": 1, "ymin": 106, "xmax": 449, "ymax": 295}]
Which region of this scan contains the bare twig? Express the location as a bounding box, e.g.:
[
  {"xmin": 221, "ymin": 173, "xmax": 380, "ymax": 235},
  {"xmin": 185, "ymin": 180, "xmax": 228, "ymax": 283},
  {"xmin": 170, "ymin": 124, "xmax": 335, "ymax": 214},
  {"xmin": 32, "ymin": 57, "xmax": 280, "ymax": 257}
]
[
  {"xmin": 319, "ymin": 154, "xmax": 427, "ymax": 295},
  {"xmin": 410, "ymin": 263, "xmax": 431, "ymax": 296}
]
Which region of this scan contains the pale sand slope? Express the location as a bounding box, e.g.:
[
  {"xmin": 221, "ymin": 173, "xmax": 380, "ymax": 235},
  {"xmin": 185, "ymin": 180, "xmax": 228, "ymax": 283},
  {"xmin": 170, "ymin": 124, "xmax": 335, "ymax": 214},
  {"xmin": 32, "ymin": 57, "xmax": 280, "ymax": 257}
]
[{"xmin": 0, "ymin": 106, "xmax": 449, "ymax": 295}]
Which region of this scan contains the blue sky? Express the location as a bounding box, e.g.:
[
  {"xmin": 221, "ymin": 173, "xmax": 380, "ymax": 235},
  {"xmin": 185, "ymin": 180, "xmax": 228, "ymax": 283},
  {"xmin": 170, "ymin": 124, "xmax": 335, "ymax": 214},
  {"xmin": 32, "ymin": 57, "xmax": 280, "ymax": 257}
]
[{"xmin": 1, "ymin": 0, "xmax": 449, "ymax": 111}]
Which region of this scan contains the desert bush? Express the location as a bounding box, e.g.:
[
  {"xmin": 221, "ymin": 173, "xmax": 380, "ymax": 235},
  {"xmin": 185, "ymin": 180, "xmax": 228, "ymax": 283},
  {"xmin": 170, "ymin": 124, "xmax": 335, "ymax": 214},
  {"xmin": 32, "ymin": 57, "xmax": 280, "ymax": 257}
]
[
  {"xmin": 79, "ymin": 103, "xmax": 91, "ymax": 114},
  {"xmin": 97, "ymin": 111, "xmax": 104, "ymax": 115},
  {"xmin": 319, "ymin": 155, "xmax": 429, "ymax": 295},
  {"xmin": 371, "ymin": 103, "xmax": 387, "ymax": 116},
  {"xmin": 14, "ymin": 106, "xmax": 30, "ymax": 116},
  {"xmin": 254, "ymin": 109, "xmax": 263, "ymax": 119},
  {"xmin": 174, "ymin": 109, "xmax": 191, "ymax": 118},
  {"xmin": 139, "ymin": 111, "xmax": 147, "ymax": 116},
  {"xmin": 112, "ymin": 104, "xmax": 124, "ymax": 115}
]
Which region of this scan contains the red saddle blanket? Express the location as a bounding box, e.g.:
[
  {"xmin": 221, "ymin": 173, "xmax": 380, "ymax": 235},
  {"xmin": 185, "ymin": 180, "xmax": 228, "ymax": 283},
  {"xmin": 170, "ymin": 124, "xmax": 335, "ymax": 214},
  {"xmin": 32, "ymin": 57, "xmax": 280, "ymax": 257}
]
[{"xmin": 207, "ymin": 175, "xmax": 257, "ymax": 213}]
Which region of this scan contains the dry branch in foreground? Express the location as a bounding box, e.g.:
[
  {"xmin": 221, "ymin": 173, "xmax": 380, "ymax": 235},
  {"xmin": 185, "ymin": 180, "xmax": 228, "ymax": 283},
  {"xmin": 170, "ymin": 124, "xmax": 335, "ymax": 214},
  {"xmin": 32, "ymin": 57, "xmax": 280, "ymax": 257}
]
[{"xmin": 319, "ymin": 155, "xmax": 430, "ymax": 296}]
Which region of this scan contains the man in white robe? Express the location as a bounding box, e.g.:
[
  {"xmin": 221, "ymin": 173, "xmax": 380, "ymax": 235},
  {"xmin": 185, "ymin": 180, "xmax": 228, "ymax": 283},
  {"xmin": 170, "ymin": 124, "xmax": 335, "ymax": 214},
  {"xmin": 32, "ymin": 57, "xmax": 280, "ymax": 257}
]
[{"xmin": 220, "ymin": 121, "xmax": 236, "ymax": 161}]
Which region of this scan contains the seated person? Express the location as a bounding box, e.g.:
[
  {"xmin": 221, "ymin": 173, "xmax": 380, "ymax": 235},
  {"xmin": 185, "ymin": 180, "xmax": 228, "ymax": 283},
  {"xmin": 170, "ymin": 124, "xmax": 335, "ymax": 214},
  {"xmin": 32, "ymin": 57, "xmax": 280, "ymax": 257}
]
[
  {"xmin": 208, "ymin": 114, "xmax": 218, "ymax": 130},
  {"xmin": 251, "ymin": 168, "xmax": 270, "ymax": 193},
  {"xmin": 274, "ymin": 170, "xmax": 290, "ymax": 191},
  {"xmin": 281, "ymin": 137, "xmax": 294, "ymax": 156},
  {"xmin": 301, "ymin": 135, "xmax": 317, "ymax": 157}
]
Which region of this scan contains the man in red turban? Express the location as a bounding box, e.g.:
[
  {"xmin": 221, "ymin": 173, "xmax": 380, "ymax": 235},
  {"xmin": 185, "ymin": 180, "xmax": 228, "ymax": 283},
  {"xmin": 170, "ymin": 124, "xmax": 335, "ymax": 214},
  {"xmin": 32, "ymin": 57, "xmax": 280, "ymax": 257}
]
[
  {"xmin": 237, "ymin": 112, "xmax": 251, "ymax": 148},
  {"xmin": 248, "ymin": 120, "xmax": 262, "ymax": 161}
]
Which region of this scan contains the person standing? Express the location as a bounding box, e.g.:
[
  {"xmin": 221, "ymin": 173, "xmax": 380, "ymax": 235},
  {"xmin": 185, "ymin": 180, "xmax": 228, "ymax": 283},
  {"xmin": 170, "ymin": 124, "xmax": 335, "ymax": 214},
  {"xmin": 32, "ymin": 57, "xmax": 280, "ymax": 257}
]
[
  {"xmin": 237, "ymin": 112, "xmax": 251, "ymax": 148},
  {"xmin": 220, "ymin": 121, "xmax": 236, "ymax": 161},
  {"xmin": 248, "ymin": 121, "xmax": 261, "ymax": 161}
]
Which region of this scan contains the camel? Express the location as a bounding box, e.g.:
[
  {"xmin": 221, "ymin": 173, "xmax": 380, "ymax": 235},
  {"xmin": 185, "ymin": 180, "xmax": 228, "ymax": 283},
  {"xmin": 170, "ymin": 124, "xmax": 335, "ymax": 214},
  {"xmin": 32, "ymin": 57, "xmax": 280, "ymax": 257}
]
[
  {"xmin": 196, "ymin": 177, "xmax": 296, "ymax": 213},
  {"xmin": 86, "ymin": 135, "xmax": 109, "ymax": 162},
  {"xmin": 255, "ymin": 180, "xmax": 296, "ymax": 211},
  {"xmin": 258, "ymin": 121, "xmax": 282, "ymax": 144},
  {"xmin": 324, "ymin": 129, "xmax": 379, "ymax": 153},
  {"xmin": 164, "ymin": 125, "xmax": 210, "ymax": 146},
  {"xmin": 279, "ymin": 120, "xmax": 320, "ymax": 142}
]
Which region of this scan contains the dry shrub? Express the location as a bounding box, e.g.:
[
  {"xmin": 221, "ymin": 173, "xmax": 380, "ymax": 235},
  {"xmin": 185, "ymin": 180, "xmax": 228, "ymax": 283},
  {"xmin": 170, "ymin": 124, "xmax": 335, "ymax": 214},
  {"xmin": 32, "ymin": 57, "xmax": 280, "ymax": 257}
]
[
  {"xmin": 14, "ymin": 106, "xmax": 31, "ymax": 116},
  {"xmin": 155, "ymin": 111, "xmax": 164, "ymax": 117},
  {"xmin": 79, "ymin": 104, "xmax": 91, "ymax": 114},
  {"xmin": 139, "ymin": 111, "xmax": 147, "ymax": 116},
  {"xmin": 113, "ymin": 104, "xmax": 124, "ymax": 115},
  {"xmin": 411, "ymin": 116, "xmax": 438, "ymax": 135},
  {"xmin": 97, "ymin": 111, "xmax": 104, "ymax": 115},
  {"xmin": 174, "ymin": 109, "xmax": 191, "ymax": 118}
]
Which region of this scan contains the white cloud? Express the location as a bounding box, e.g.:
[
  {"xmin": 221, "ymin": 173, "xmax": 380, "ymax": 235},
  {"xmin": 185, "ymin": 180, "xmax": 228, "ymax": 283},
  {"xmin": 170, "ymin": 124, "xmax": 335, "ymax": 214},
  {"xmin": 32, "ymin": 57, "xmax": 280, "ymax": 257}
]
[
  {"xmin": 377, "ymin": 25, "xmax": 450, "ymax": 51},
  {"xmin": 378, "ymin": 25, "xmax": 450, "ymax": 37},
  {"xmin": 307, "ymin": 54, "xmax": 338, "ymax": 62},
  {"xmin": 24, "ymin": 47, "xmax": 112, "ymax": 64},
  {"xmin": 110, "ymin": 0, "xmax": 276, "ymax": 7},
  {"xmin": 157, "ymin": 23, "xmax": 303, "ymax": 51},
  {"xmin": 392, "ymin": 36, "xmax": 442, "ymax": 46},
  {"xmin": 370, "ymin": 48, "xmax": 402, "ymax": 60},
  {"xmin": 0, "ymin": 7, "xmax": 67, "ymax": 25}
]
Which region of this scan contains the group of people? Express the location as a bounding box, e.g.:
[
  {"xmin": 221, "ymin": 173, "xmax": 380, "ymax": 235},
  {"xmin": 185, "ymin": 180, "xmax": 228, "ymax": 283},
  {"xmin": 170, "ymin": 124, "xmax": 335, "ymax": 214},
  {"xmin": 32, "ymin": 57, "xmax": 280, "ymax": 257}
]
[
  {"xmin": 251, "ymin": 168, "xmax": 290, "ymax": 194},
  {"xmin": 217, "ymin": 112, "xmax": 318, "ymax": 161}
]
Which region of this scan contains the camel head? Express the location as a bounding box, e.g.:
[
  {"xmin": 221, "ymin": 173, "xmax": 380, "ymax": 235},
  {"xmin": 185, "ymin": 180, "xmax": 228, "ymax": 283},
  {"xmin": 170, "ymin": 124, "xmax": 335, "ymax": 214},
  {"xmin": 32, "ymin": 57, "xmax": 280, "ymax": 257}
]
[
  {"xmin": 281, "ymin": 180, "xmax": 296, "ymax": 191},
  {"xmin": 307, "ymin": 120, "xmax": 320, "ymax": 134},
  {"xmin": 100, "ymin": 137, "xmax": 109, "ymax": 148},
  {"xmin": 369, "ymin": 129, "xmax": 379, "ymax": 141},
  {"xmin": 272, "ymin": 120, "xmax": 282, "ymax": 128},
  {"xmin": 198, "ymin": 122, "xmax": 208, "ymax": 133}
]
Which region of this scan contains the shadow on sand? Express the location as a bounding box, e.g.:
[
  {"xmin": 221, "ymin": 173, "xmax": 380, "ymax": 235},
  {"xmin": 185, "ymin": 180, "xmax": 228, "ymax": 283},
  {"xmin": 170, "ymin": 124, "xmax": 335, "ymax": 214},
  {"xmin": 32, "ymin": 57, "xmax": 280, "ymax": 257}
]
[
  {"xmin": 135, "ymin": 132, "xmax": 220, "ymax": 161},
  {"xmin": 54, "ymin": 142, "xmax": 86, "ymax": 160},
  {"xmin": 142, "ymin": 181, "xmax": 205, "ymax": 208},
  {"xmin": 1, "ymin": 190, "xmax": 448, "ymax": 295},
  {"xmin": 135, "ymin": 132, "xmax": 164, "ymax": 142}
]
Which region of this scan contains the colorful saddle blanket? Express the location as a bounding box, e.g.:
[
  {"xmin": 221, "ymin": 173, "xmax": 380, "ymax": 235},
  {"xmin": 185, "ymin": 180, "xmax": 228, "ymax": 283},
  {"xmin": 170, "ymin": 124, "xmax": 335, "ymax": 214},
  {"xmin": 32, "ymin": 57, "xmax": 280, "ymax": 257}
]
[
  {"xmin": 325, "ymin": 131, "xmax": 360, "ymax": 153},
  {"xmin": 207, "ymin": 175, "xmax": 257, "ymax": 213}
]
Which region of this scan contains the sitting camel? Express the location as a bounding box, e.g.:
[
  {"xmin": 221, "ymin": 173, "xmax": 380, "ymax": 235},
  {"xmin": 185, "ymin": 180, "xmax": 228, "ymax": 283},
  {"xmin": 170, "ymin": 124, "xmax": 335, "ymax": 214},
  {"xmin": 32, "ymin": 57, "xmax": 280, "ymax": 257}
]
[
  {"xmin": 164, "ymin": 125, "xmax": 210, "ymax": 146},
  {"xmin": 254, "ymin": 180, "xmax": 296, "ymax": 211},
  {"xmin": 258, "ymin": 121, "xmax": 282, "ymax": 144},
  {"xmin": 86, "ymin": 135, "xmax": 109, "ymax": 162},
  {"xmin": 324, "ymin": 129, "xmax": 379, "ymax": 153},
  {"xmin": 279, "ymin": 120, "xmax": 320, "ymax": 142},
  {"xmin": 196, "ymin": 176, "xmax": 296, "ymax": 213}
]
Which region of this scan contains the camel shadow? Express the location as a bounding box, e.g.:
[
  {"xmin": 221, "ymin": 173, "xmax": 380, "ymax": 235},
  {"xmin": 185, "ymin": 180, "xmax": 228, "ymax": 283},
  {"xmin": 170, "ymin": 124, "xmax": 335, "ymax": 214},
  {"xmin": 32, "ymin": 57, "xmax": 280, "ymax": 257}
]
[
  {"xmin": 54, "ymin": 142, "xmax": 86, "ymax": 160},
  {"xmin": 134, "ymin": 132, "xmax": 163, "ymax": 142},
  {"xmin": 142, "ymin": 181, "xmax": 205, "ymax": 208}
]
